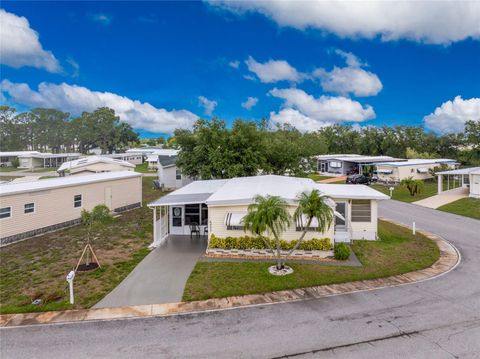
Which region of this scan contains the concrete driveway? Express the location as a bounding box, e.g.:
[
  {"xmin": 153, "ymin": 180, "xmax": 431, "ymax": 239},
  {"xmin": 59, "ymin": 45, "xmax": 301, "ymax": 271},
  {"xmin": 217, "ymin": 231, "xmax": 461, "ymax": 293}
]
[
  {"xmin": 94, "ymin": 235, "xmax": 207, "ymax": 308},
  {"xmin": 413, "ymin": 186, "xmax": 469, "ymax": 208}
]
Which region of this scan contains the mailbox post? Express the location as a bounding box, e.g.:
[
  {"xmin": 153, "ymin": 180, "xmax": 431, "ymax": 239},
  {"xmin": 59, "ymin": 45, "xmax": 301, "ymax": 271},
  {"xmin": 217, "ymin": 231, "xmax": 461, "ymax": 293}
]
[{"xmin": 66, "ymin": 270, "xmax": 75, "ymax": 304}]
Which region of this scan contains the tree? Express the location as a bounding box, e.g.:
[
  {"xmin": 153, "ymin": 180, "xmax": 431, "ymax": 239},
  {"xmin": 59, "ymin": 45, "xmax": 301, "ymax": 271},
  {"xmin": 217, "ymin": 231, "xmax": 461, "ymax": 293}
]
[
  {"xmin": 400, "ymin": 177, "xmax": 424, "ymax": 197},
  {"xmin": 75, "ymin": 205, "xmax": 112, "ymax": 270},
  {"xmin": 405, "ymin": 147, "xmax": 438, "ymax": 159},
  {"xmin": 287, "ymin": 190, "xmax": 334, "ymax": 265},
  {"xmin": 242, "ymin": 195, "xmax": 291, "ymax": 271}
]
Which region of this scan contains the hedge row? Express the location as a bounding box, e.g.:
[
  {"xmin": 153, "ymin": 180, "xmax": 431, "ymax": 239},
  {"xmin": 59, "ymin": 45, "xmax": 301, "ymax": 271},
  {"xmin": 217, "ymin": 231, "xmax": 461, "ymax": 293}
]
[{"xmin": 208, "ymin": 234, "xmax": 333, "ymax": 251}]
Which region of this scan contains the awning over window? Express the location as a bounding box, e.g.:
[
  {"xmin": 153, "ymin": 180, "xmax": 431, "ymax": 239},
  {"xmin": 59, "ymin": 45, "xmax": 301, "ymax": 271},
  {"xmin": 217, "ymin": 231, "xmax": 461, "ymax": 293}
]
[
  {"xmin": 224, "ymin": 212, "xmax": 247, "ymax": 226},
  {"xmin": 417, "ymin": 168, "xmax": 429, "ymax": 173},
  {"xmin": 377, "ymin": 169, "xmax": 393, "ymax": 174}
]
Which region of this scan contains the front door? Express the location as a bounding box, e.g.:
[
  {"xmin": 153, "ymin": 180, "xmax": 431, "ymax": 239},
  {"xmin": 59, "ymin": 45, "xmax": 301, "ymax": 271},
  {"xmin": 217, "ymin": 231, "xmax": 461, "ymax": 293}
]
[
  {"xmin": 170, "ymin": 206, "xmax": 184, "ymax": 235},
  {"xmin": 335, "ymin": 202, "xmax": 347, "ymax": 231}
]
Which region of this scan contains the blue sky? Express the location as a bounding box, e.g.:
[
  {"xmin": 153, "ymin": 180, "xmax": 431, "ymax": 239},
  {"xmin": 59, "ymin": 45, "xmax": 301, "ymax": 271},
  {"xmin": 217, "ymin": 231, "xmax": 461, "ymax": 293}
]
[{"xmin": 1, "ymin": 1, "xmax": 479, "ymax": 137}]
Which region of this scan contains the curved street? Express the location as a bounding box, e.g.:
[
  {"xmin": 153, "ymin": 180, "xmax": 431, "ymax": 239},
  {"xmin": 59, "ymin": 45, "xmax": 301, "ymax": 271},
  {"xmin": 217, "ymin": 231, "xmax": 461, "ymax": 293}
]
[{"xmin": 2, "ymin": 200, "xmax": 480, "ymax": 358}]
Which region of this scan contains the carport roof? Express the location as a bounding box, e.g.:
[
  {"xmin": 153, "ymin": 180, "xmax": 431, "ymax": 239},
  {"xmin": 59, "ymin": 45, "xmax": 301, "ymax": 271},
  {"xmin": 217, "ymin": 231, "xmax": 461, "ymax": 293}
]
[
  {"xmin": 149, "ymin": 193, "xmax": 213, "ymax": 206},
  {"xmin": 436, "ymin": 167, "xmax": 480, "ymax": 175}
]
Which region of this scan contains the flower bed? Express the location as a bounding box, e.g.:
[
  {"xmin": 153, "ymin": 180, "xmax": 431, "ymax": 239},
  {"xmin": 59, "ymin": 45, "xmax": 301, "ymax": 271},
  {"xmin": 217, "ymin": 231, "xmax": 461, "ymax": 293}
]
[{"xmin": 208, "ymin": 234, "xmax": 333, "ymax": 251}]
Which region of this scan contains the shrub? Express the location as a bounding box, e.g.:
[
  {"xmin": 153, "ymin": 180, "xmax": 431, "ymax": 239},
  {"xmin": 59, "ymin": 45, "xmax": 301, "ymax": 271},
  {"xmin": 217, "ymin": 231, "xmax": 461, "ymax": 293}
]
[
  {"xmin": 10, "ymin": 158, "xmax": 19, "ymax": 168},
  {"xmin": 334, "ymin": 243, "xmax": 351, "ymax": 260},
  {"xmin": 208, "ymin": 234, "xmax": 332, "ymax": 251}
]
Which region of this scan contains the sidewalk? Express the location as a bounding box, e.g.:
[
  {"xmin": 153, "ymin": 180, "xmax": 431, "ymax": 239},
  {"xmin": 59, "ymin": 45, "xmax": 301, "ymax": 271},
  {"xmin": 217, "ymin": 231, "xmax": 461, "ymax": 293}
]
[{"xmin": 413, "ymin": 187, "xmax": 468, "ymax": 209}]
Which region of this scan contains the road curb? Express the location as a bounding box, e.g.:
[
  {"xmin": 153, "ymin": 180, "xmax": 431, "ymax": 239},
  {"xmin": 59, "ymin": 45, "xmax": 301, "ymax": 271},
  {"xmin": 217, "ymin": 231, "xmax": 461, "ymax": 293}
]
[{"xmin": 0, "ymin": 219, "xmax": 460, "ymax": 328}]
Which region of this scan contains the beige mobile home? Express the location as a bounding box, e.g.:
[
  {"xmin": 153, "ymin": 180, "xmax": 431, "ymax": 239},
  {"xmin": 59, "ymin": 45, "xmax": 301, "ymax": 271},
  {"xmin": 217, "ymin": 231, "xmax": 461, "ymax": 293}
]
[
  {"xmin": 148, "ymin": 175, "xmax": 389, "ymax": 248},
  {"xmin": 18, "ymin": 152, "xmax": 81, "ymax": 169},
  {"xmin": 57, "ymin": 156, "xmax": 135, "ymax": 176},
  {"xmin": 0, "ymin": 171, "xmax": 142, "ymax": 245},
  {"xmin": 0, "ymin": 151, "xmax": 41, "ymax": 167},
  {"xmin": 375, "ymin": 159, "xmax": 458, "ymax": 183}
]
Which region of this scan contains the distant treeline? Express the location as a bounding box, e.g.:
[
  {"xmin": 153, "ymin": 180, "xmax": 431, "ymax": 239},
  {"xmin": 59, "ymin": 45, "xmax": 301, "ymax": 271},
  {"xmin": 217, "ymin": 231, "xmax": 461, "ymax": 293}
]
[
  {"xmin": 0, "ymin": 106, "xmax": 139, "ymax": 154},
  {"xmin": 1, "ymin": 106, "xmax": 479, "ymax": 175},
  {"xmin": 174, "ymin": 119, "xmax": 480, "ymax": 179}
]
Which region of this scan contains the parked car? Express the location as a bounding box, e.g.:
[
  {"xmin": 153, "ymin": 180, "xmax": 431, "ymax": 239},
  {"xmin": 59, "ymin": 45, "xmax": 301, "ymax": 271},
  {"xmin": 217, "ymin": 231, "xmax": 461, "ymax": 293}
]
[{"xmin": 346, "ymin": 174, "xmax": 371, "ymax": 185}]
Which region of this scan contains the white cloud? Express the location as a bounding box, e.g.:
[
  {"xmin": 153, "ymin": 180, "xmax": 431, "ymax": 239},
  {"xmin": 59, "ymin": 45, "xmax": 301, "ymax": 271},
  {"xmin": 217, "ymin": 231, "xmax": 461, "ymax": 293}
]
[
  {"xmin": 241, "ymin": 96, "xmax": 258, "ymax": 110},
  {"xmin": 424, "ymin": 96, "xmax": 480, "ymax": 134},
  {"xmin": 245, "ymin": 56, "xmax": 304, "ymax": 83},
  {"xmin": 198, "ymin": 96, "xmax": 217, "ymax": 115},
  {"xmin": 66, "ymin": 57, "xmax": 80, "ymax": 78},
  {"xmin": 0, "ymin": 80, "xmax": 199, "ymax": 133},
  {"xmin": 269, "ymin": 87, "xmax": 375, "ymax": 123},
  {"xmin": 0, "ymin": 9, "xmax": 61, "ymax": 72},
  {"xmin": 312, "ymin": 50, "xmax": 382, "ymax": 97},
  {"xmin": 229, "ymin": 60, "xmax": 240, "ymax": 69},
  {"xmin": 269, "ymin": 108, "xmax": 331, "ymax": 132},
  {"xmin": 208, "ymin": 1, "xmax": 480, "ymax": 44},
  {"xmin": 89, "ymin": 13, "xmax": 113, "ymax": 25}
]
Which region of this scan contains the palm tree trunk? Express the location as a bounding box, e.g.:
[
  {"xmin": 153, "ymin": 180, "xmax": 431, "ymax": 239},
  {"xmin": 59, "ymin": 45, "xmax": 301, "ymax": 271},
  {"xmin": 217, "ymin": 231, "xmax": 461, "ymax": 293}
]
[
  {"xmin": 281, "ymin": 217, "xmax": 312, "ymax": 267},
  {"xmin": 275, "ymin": 235, "xmax": 282, "ymax": 270}
]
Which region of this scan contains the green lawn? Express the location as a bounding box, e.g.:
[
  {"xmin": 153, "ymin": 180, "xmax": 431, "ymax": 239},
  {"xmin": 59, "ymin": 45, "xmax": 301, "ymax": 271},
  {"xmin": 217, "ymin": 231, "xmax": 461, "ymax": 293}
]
[
  {"xmin": 372, "ymin": 180, "xmax": 439, "ymax": 203},
  {"xmin": 0, "ymin": 167, "xmax": 21, "ymax": 172},
  {"xmin": 437, "ymin": 198, "xmax": 480, "ymax": 220},
  {"xmin": 135, "ymin": 162, "xmax": 155, "ymax": 173},
  {"xmin": 182, "ymin": 220, "xmax": 440, "ymax": 301},
  {"xmin": 0, "ymin": 176, "xmax": 165, "ymax": 314},
  {"xmin": 307, "ymin": 173, "xmax": 334, "ymax": 182}
]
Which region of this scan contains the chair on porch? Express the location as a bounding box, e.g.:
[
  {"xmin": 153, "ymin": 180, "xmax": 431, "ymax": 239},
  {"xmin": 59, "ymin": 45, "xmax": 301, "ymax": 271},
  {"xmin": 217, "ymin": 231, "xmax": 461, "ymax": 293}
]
[{"xmin": 189, "ymin": 222, "xmax": 200, "ymax": 238}]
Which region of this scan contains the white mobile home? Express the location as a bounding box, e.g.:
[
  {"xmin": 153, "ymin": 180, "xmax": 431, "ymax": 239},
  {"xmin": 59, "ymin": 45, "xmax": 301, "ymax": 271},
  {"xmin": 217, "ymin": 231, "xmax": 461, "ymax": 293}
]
[
  {"xmin": 148, "ymin": 175, "xmax": 389, "ymax": 248},
  {"xmin": 0, "ymin": 151, "xmax": 41, "ymax": 167},
  {"xmin": 57, "ymin": 156, "xmax": 135, "ymax": 176},
  {"xmin": 0, "ymin": 171, "xmax": 142, "ymax": 245},
  {"xmin": 315, "ymin": 154, "xmax": 405, "ymax": 176},
  {"xmin": 18, "ymin": 152, "xmax": 81, "ymax": 169},
  {"xmin": 436, "ymin": 167, "xmax": 480, "ymax": 198},
  {"xmin": 102, "ymin": 153, "xmax": 144, "ymax": 165},
  {"xmin": 375, "ymin": 159, "xmax": 458, "ymax": 183},
  {"xmin": 157, "ymin": 152, "xmax": 192, "ymax": 189}
]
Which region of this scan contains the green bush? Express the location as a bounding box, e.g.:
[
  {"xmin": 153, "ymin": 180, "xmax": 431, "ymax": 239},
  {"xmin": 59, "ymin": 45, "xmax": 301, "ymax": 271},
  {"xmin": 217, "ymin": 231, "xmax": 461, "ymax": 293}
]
[
  {"xmin": 208, "ymin": 234, "xmax": 332, "ymax": 251},
  {"xmin": 334, "ymin": 243, "xmax": 351, "ymax": 260},
  {"xmin": 10, "ymin": 158, "xmax": 19, "ymax": 168}
]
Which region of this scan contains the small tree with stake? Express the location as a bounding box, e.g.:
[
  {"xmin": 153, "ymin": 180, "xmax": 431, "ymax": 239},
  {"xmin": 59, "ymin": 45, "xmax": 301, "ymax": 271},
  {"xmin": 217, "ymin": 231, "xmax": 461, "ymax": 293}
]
[{"xmin": 75, "ymin": 205, "xmax": 112, "ymax": 271}]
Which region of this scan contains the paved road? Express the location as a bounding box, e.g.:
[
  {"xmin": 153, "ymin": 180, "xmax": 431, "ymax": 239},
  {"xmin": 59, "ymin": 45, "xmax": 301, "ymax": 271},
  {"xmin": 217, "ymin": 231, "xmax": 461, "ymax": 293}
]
[
  {"xmin": 95, "ymin": 236, "xmax": 207, "ymax": 308},
  {"xmin": 2, "ymin": 201, "xmax": 480, "ymax": 358}
]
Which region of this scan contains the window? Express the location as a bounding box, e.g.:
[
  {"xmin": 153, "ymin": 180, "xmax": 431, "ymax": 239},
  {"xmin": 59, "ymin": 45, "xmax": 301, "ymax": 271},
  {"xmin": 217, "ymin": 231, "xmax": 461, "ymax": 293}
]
[
  {"xmin": 351, "ymin": 200, "xmax": 371, "ymax": 222},
  {"xmin": 176, "ymin": 169, "xmax": 182, "ymax": 180},
  {"xmin": 24, "ymin": 203, "xmax": 35, "ymax": 214},
  {"xmin": 184, "ymin": 204, "xmax": 200, "ymax": 225},
  {"xmin": 74, "ymin": 194, "xmax": 82, "ymax": 208},
  {"xmin": 329, "ymin": 161, "xmax": 342, "ymax": 168},
  {"xmin": 0, "ymin": 207, "xmax": 11, "ymax": 219}
]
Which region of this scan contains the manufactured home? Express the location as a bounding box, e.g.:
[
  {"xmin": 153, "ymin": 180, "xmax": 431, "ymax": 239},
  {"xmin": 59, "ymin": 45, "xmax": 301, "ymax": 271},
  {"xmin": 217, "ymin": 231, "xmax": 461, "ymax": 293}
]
[
  {"xmin": 375, "ymin": 159, "xmax": 458, "ymax": 183},
  {"xmin": 0, "ymin": 151, "xmax": 41, "ymax": 167},
  {"xmin": 436, "ymin": 167, "xmax": 480, "ymax": 198},
  {"xmin": 18, "ymin": 152, "xmax": 81, "ymax": 169},
  {"xmin": 57, "ymin": 156, "xmax": 135, "ymax": 176},
  {"xmin": 148, "ymin": 175, "xmax": 389, "ymax": 248},
  {"xmin": 0, "ymin": 171, "xmax": 142, "ymax": 245},
  {"xmin": 315, "ymin": 154, "xmax": 405, "ymax": 176},
  {"xmin": 157, "ymin": 153, "xmax": 192, "ymax": 190},
  {"xmin": 102, "ymin": 153, "xmax": 144, "ymax": 165}
]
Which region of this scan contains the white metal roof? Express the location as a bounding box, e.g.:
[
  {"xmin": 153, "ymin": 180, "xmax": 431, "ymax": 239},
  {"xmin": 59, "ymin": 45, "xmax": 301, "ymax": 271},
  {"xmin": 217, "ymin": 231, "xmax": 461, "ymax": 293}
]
[
  {"xmin": 17, "ymin": 152, "xmax": 81, "ymax": 159},
  {"xmin": 149, "ymin": 175, "xmax": 388, "ymax": 207},
  {"xmin": 57, "ymin": 156, "xmax": 135, "ymax": 172},
  {"xmin": 436, "ymin": 167, "xmax": 480, "ymax": 175},
  {"xmin": 0, "ymin": 151, "xmax": 41, "ymax": 157},
  {"xmin": 315, "ymin": 154, "xmax": 404, "ymax": 163},
  {"xmin": 377, "ymin": 158, "xmax": 457, "ymax": 167},
  {"xmin": 0, "ymin": 171, "xmax": 142, "ymax": 196}
]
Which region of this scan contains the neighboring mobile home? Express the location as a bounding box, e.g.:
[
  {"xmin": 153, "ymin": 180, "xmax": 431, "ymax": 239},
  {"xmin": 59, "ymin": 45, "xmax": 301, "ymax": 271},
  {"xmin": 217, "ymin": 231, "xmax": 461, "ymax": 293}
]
[
  {"xmin": 157, "ymin": 152, "xmax": 192, "ymax": 190},
  {"xmin": 375, "ymin": 159, "xmax": 458, "ymax": 183},
  {"xmin": 315, "ymin": 154, "xmax": 405, "ymax": 176},
  {"xmin": 18, "ymin": 152, "xmax": 81, "ymax": 169},
  {"xmin": 0, "ymin": 151, "xmax": 41, "ymax": 167},
  {"xmin": 146, "ymin": 149, "xmax": 180, "ymax": 170},
  {"xmin": 57, "ymin": 156, "xmax": 135, "ymax": 176},
  {"xmin": 102, "ymin": 152, "xmax": 144, "ymax": 165},
  {"xmin": 436, "ymin": 167, "xmax": 480, "ymax": 198},
  {"xmin": 0, "ymin": 171, "xmax": 142, "ymax": 245},
  {"xmin": 148, "ymin": 175, "xmax": 389, "ymax": 248}
]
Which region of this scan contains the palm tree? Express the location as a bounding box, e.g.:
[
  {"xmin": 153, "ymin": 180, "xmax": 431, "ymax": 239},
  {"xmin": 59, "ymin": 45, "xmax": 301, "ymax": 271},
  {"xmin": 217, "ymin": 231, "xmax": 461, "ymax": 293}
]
[
  {"xmin": 400, "ymin": 176, "xmax": 424, "ymax": 197},
  {"xmin": 285, "ymin": 190, "xmax": 334, "ymax": 266},
  {"xmin": 242, "ymin": 195, "xmax": 291, "ymax": 270}
]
